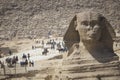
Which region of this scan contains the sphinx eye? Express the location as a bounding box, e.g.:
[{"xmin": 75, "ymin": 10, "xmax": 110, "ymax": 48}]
[
  {"xmin": 81, "ymin": 21, "xmax": 89, "ymax": 26},
  {"xmin": 90, "ymin": 21, "xmax": 98, "ymax": 27}
]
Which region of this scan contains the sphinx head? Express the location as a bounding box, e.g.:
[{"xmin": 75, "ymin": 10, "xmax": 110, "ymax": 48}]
[
  {"xmin": 76, "ymin": 12, "xmax": 103, "ymax": 42},
  {"xmin": 64, "ymin": 11, "xmax": 116, "ymax": 50}
]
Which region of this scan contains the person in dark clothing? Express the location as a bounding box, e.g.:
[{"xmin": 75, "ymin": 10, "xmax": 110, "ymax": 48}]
[
  {"xmin": 15, "ymin": 56, "xmax": 18, "ymax": 62},
  {"xmin": 29, "ymin": 60, "xmax": 31, "ymax": 67},
  {"xmin": 9, "ymin": 50, "xmax": 12, "ymax": 55},
  {"xmin": 22, "ymin": 54, "xmax": 27, "ymax": 59},
  {"xmin": 25, "ymin": 59, "xmax": 28, "ymax": 66},
  {"xmin": 27, "ymin": 53, "xmax": 30, "ymax": 60},
  {"xmin": 31, "ymin": 60, "xmax": 34, "ymax": 67}
]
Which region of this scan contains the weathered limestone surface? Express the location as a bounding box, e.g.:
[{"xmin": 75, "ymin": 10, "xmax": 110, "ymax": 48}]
[
  {"xmin": 53, "ymin": 11, "xmax": 120, "ymax": 80},
  {"xmin": 0, "ymin": 0, "xmax": 120, "ymax": 40}
]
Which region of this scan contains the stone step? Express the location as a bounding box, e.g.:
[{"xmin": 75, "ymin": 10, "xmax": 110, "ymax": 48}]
[
  {"xmin": 62, "ymin": 66, "xmax": 119, "ymax": 74},
  {"xmin": 62, "ymin": 59, "xmax": 119, "ymax": 65},
  {"xmin": 60, "ymin": 69, "xmax": 120, "ymax": 79},
  {"xmin": 62, "ymin": 61, "xmax": 120, "ymax": 72}
]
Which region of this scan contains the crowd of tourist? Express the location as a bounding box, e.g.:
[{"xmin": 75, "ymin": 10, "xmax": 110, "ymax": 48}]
[
  {"xmin": 0, "ymin": 53, "xmax": 34, "ymax": 70},
  {"xmin": 32, "ymin": 39, "xmax": 68, "ymax": 55}
]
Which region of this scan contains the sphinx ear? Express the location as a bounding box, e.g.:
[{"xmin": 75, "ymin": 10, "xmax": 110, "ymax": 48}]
[
  {"xmin": 100, "ymin": 16, "xmax": 116, "ymax": 39},
  {"xmin": 99, "ymin": 16, "xmax": 115, "ymax": 51},
  {"xmin": 63, "ymin": 15, "xmax": 80, "ymax": 50},
  {"xmin": 105, "ymin": 19, "xmax": 116, "ymax": 39}
]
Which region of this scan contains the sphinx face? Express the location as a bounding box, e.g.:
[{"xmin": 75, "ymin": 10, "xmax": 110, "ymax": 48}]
[{"xmin": 76, "ymin": 12, "xmax": 102, "ymax": 41}]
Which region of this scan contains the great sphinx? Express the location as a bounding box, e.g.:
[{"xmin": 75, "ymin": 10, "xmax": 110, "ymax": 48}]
[
  {"xmin": 53, "ymin": 11, "xmax": 120, "ymax": 80},
  {"xmin": 64, "ymin": 11, "xmax": 118, "ymax": 62}
]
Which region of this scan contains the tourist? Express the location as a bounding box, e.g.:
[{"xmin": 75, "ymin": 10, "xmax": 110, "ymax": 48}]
[
  {"xmin": 9, "ymin": 50, "xmax": 12, "ymax": 55},
  {"xmin": 25, "ymin": 59, "xmax": 28, "ymax": 66},
  {"xmin": 15, "ymin": 56, "xmax": 18, "ymax": 62},
  {"xmin": 27, "ymin": 53, "xmax": 30, "ymax": 60},
  {"xmin": 22, "ymin": 54, "xmax": 27, "ymax": 59},
  {"xmin": 29, "ymin": 60, "xmax": 31, "ymax": 67},
  {"xmin": 31, "ymin": 60, "xmax": 34, "ymax": 67},
  {"xmin": 32, "ymin": 45, "xmax": 34, "ymax": 49}
]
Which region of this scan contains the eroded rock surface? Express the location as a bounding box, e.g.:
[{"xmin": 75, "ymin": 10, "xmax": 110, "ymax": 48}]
[{"xmin": 0, "ymin": 0, "xmax": 120, "ymax": 40}]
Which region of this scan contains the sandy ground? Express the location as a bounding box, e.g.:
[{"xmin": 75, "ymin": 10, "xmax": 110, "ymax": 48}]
[
  {"xmin": 0, "ymin": 37, "xmax": 65, "ymax": 80},
  {"xmin": 0, "ymin": 37, "xmax": 120, "ymax": 80},
  {"xmin": 0, "ymin": 39, "xmax": 34, "ymax": 52}
]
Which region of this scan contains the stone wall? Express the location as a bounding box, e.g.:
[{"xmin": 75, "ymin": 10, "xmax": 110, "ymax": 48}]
[{"xmin": 0, "ymin": 0, "xmax": 120, "ymax": 40}]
